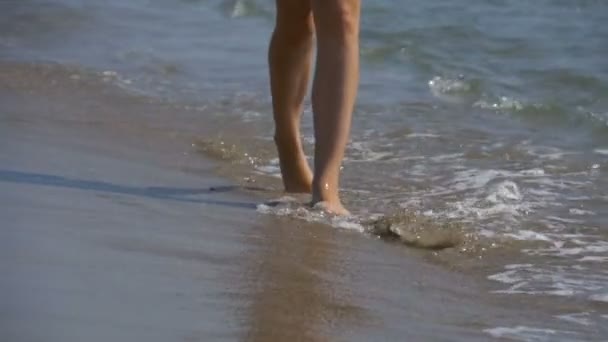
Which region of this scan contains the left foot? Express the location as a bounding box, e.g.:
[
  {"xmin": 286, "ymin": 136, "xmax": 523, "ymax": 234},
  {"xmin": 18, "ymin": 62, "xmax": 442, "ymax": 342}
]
[
  {"xmin": 275, "ymin": 136, "xmax": 313, "ymax": 193},
  {"xmin": 311, "ymin": 182, "xmax": 350, "ymax": 215}
]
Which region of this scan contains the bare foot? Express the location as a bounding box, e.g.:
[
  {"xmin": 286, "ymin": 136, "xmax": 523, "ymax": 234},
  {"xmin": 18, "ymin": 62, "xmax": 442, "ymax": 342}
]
[
  {"xmin": 311, "ymin": 197, "xmax": 350, "ymax": 216},
  {"xmin": 311, "ymin": 200, "xmax": 350, "ymax": 216},
  {"xmin": 276, "ymin": 143, "xmax": 313, "ymax": 193}
]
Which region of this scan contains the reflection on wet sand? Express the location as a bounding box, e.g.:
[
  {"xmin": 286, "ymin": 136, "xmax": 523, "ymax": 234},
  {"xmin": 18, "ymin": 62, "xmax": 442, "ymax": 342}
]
[{"xmin": 242, "ymin": 218, "xmax": 366, "ymax": 342}]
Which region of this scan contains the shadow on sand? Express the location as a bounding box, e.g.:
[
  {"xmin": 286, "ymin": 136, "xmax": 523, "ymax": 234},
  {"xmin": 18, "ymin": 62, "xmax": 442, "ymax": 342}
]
[{"xmin": 0, "ymin": 169, "xmax": 262, "ymax": 210}]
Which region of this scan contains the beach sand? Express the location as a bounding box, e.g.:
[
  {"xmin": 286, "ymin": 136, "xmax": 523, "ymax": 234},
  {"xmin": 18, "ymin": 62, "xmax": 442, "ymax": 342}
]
[{"xmin": 0, "ymin": 62, "xmax": 588, "ymax": 341}]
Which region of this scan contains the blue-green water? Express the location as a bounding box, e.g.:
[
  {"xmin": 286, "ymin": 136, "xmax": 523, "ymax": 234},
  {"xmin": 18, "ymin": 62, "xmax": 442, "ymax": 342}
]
[{"xmin": 2, "ymin": 0, "xmax": 607, "ymax": 339}]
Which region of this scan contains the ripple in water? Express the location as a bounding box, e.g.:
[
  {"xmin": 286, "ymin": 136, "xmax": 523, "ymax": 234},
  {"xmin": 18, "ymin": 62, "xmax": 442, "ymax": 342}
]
[{"xmin": 257, "ymin": 198, "xmax": 471, "ymax": 251}]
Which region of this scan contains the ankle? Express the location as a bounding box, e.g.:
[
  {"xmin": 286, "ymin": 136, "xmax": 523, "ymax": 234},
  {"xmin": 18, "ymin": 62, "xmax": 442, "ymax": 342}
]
[{"xmin": 312, "ymin": 179, "xmax": 340, "ymax": 203}]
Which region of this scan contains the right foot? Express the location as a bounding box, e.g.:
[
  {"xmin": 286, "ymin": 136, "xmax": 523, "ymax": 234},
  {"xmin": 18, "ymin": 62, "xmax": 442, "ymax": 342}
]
[
  {"xmin": 311, "ymin": 199, "xmax": 350, "ymax": 216},
  {"xmin": 311, "ymin": 184, "xmax": 349, "ymax": 215},
  {"xmin": 312, "ymin": 202, "xmax": 350, "ymax": 216}
]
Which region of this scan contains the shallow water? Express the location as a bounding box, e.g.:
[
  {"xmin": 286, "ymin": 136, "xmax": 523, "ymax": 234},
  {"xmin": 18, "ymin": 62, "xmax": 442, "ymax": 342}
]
[
  {"xmin": 2, "ymin": 62, "xmax": 577, "ymax": 342},
  {"xmin": 2, "ymin": 0, "xmax": 608, "ymax": 340}
]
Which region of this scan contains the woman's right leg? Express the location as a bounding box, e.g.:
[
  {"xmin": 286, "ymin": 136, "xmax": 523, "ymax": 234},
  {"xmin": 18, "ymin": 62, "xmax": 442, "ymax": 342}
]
[{"xmin": 310, "ymin": 0, "xmax": 361, "ymax": 215}]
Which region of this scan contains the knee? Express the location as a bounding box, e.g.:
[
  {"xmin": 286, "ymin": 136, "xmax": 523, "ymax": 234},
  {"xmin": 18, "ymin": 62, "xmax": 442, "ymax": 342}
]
[
  {"xmin": 314, "ymin": 1, "xmax": 360, "ymax": 40},
  {"xmin": 273, "ymin": 15, "xmax": 315, "ymax": 45}
]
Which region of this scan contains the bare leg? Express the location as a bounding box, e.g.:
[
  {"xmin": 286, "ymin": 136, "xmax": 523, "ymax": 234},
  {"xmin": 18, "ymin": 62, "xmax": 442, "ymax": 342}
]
[
  {"xmin": 269, "ymin": 1, "xmax": 314, "ymax": 193},
  {"xmin": 310, "ymin": 0, "xmax": 361, "ymax": 215}
]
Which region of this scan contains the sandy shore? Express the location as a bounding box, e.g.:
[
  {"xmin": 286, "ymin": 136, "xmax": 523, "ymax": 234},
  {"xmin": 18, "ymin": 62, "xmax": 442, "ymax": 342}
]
[
  {"xmin": 1, "ymin": 62, "xmax": 589, "ymax": 341},
  {"xmin": 0, "ymin": 63, "xmax": 263, "ymax": 341}
]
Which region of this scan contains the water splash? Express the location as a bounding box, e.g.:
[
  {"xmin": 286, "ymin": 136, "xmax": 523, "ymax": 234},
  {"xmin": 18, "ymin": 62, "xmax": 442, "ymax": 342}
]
[
  {"xmin": 474, "ymin": 96, "xmax": 524, "ymax": 111},
  {"xmin": 256, "ymin": 196, "xmax": 366, "ymax": 233}
]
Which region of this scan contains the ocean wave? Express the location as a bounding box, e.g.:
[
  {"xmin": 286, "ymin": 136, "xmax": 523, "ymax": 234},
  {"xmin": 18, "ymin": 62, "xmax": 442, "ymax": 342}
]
[
  {"xmin": 589, "ymin": 293, "xmax": 608, "ymax": 303},
  {"xmin": 484, "ymin": 326, "xmax": 562, "ymax": 341},
  {"xmin": 556, "ymin": 312, "xmax": 594, "ymax": 327},
  {"xmin": 488, "ymin": 257, "xmax": 608, "ymax": 302},
  {"xmin": 219, "ymin": 0, "xmax": 271, "ymax": 19},
  {"xmin": 429, "ymin": 75, "xmax": 471, "ymax": 93},
  {"xmin": 257, "ymin": 199, "xmax": 479, "ymax": 251},
  {"xmin": 473, "ymin": 96, "xmax": 524, "ymax": 111},
  {"xmin": 473, "ymin": 94, "xmax": 608, "ymax": 133}
]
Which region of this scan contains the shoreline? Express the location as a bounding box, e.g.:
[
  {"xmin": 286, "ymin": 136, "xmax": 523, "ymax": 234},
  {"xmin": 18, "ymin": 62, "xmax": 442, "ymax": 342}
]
[{"xmin": 1, "ymin": 61, "xmax": 601, "ymax": 341}]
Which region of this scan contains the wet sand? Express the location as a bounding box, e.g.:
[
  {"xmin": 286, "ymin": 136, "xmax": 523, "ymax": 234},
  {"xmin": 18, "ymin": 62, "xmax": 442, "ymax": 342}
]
[{"xmin": 1, "ymin": 63, "xmax": 598, "ymax": 341}]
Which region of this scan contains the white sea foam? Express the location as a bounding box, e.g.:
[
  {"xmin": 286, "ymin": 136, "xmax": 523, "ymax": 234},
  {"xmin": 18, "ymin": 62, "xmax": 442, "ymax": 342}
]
[
  {"xmin": 450, "ymin": 169, "xmax": 504, "ymax": 190},
  {"xmin": 98, "ymin": 69, "xmax": 139, "ymax": 93},
  {"xmin": 594, "ymin": 148, "xmax": 608, "ymax": 155},
  {"xmin": 579, "ymin": 256, "xmax": 608, "ymax": 262},
  {"xmin": 489, "ymin": 262, "xmax": 608, "ymax": 298},
  {"xmin": 429, "ymin": 153, "xmax": 464, "ymax": 163},
  {"xmin": 504, "ymin": 230, "xmax": 553, "ymax": 242},
  {"xmin": 405, "ymin": 132, "xmax": 440, "ymax": 139},
  {"xmin": 555, "ymin": 312, "xmax": 593, "ymax": 326},
  {"xmin": 486, "ymin": 181, "xmax": 522, "ymax": 203},
  {"xmin": 330, "ymin": 217, "xmax": 366, "ymax": 232},
  {"xmin": 519, "ymin": 168, "xmax": 545, "ymax": 176},
  {"xmin": 484, "ymin": 326, "xmax": 558, "ymax": 340},
  {"xmin": 242, "ymin": 110, "xmax": 261, "ymax": 122},
  {"xmin": 518, "ymin": 144, "xmax": 572, "ymax": 161},
  {"xmin": 474, "ymin": 96, "xmax": 524, "ymax": 111},
  {"xmin": 428, "ymin": 76, "xmax": 470, "ymax": 93},
  {"xmin": 102, "ymin": 70, "xmax": 118, "ymax": 77},
  {"xmin": 347, "ymin": 141, "xmax": 393, "ymax": 162},
  {"xmin": 505, "ymin": 263, "xmax": 535, "ymax": 270},
  {"xmin": 529, "ymin": 240, "xmax": 608, "ymax": 257},
  {"xmin": 448, "ymin": 200, "xmax": 524, "ymax": 221},
  {"xmin": 302, "ymin": 135, "xmax": 315, "ymax": 145},
  {"xmin": 569, "ymin": 208, "xmax": 595, "ymax": 216},
  {"xmin": 589, "ymin": 294, "xmax": 608, "ymax": 303},
  {"xmin": 256, "ymin": 196, "xmax": 298, "ymax": 215},
  {"xmin": 229, "ymin": 0, "xmax": 248, "ymax": 18},
  {"xmin": 450, "ymin": 168, "xmax": 544, "ymax": 192},
  {"xmin": 546, "ymin": 215, "xmax": 585, "ymax": 225},
  {"xmin": 255, "ymin": 165, "xmax": 281, "ymax": 177},
  {"xmin": 434, "ymin": 178, "xmax": 533, "ymax": 223},
  {"xmin": 255, "ymin": 158, "xmax": 281, "ymax": 178},
  {"xmin": 487, "ymin": 269, "xmax": 523, "ymax": 284},
  {"xmin": 256, "ymin": 197, "xmax": 365, "ymax": 233}
]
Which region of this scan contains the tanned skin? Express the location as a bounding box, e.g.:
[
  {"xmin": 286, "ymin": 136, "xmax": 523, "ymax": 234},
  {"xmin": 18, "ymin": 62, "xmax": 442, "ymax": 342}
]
[{"xmin": 269, "ymin": 0, "xmax": 360, "ymax": 215}]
